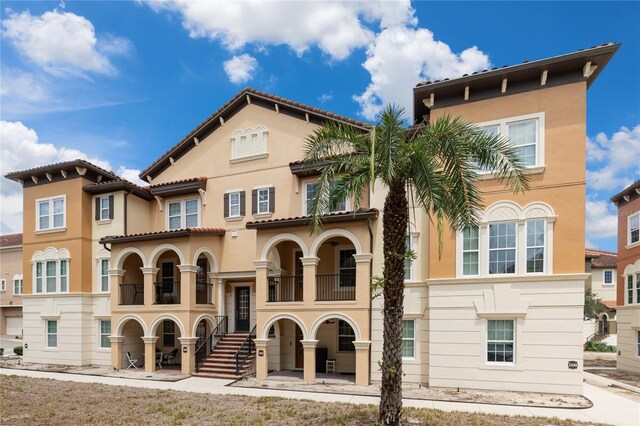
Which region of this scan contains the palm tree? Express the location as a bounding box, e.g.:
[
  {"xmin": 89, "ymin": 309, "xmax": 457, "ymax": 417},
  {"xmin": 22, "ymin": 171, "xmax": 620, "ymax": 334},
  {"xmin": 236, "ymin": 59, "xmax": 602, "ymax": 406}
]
[{"xmin": 303, "ymin": 106, "xmax": 529, "ymax": 426}]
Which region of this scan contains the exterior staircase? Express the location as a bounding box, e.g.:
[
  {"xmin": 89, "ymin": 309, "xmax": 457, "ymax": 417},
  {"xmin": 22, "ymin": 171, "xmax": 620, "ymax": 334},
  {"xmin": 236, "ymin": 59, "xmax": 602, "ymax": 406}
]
[{"xmin": 193, "ymin": 333, "xmax": 256, "ymax": 379}]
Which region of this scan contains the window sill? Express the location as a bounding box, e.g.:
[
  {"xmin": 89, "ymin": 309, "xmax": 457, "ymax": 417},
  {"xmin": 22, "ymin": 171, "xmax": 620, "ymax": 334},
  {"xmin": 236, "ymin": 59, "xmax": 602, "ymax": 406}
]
[
  {"xmin": 97, "ymin": 348, "xmax": 112, "ymax": 352},
  {"xmin": 35, "ymin": 227, "xmax": 66, "ymax": 235},
  {"xmin": 626, "ymin": 241, "xmax": 640, "ymax": 250},
  {"xmin": 477, "ymin": 165, "xmax": 545, "ymax": 180},
  {"xmin": 253, "ymin": 212, "xmax": 273, "ymax": 219},
  {"xmin": 97, "ymin": 219, "xmax": 113, "ymax": 225},
  {"xmin": 478, "ymin": 363, "xmax": 523, "ymax": 371},
  {"xmin": 225, "ymin": 216, "xmax": 244, "ymax": 222},
  {"xmin": 43, "ymin": 347, "xmax": 59, "ymax": 352},
  {"xmin": 230, "ymin": 153, "xmax": 269, "ymax": 164}
]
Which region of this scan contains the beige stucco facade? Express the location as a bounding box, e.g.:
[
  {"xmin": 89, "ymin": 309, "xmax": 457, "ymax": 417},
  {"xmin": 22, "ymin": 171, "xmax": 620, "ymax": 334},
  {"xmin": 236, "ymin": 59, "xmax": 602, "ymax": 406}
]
[{"xmin": 0, "ymin": 239, "xmax": 23, "ymax": 336}]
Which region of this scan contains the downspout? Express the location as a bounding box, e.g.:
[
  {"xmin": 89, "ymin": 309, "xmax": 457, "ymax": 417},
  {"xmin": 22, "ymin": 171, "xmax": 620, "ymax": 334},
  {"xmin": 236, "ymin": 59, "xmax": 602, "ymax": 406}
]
[{"xmin": 367, "ymin": 216, "xmax": 374, "ymax": 385}]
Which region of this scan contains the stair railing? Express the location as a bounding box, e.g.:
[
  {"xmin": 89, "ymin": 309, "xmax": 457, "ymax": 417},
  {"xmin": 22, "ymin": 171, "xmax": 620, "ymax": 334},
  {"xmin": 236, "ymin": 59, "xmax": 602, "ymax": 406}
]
[
  {"xmin": 235, "ymin": 325, "xmax": 257, "ymax": 376},
  {"xmin": 195, "ymin": 315, "xmax": 227, "ymax": 373}
]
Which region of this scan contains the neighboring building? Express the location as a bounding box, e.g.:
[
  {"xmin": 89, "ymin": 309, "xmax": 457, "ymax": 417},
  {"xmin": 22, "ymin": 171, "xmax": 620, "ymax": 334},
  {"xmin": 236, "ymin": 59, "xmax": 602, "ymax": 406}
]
[
  {"xmin": 4, "ymin": 43, "xmax": 619, "ymax": 395},
  {"xmin": 612, "ymin": 180, "xmax": 640, "ymax": 374},
  {"xmin": 0, "ymin": 234, "xmax": 23, "ymax": 336},
  {"xmin": 585, "ymin": 248, "xmax": 618, "ymax": 338}
]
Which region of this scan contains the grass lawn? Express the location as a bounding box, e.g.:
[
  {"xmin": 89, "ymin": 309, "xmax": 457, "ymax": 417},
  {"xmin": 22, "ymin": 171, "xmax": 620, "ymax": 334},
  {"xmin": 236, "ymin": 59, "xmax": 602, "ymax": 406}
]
[{"xmin": 0, "ymin": 375, "xmax": 602, "ymax": 425}]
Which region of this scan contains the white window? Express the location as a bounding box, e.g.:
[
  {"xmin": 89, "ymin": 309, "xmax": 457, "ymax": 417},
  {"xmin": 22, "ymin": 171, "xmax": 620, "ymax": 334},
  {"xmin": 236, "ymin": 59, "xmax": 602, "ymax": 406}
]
[
  {"xmin": 402, "ymin": 320, "xmax": 415, "ymax": 359},
  {"xmin": 637, "ymin": 330, "xmax": 640, "ymax": 357},
  {"xmin": 628, "ymin": 275, "xmax": 634, "ymax": 305},
  {"xmin": 33, "ymin": 251, "xmax": 70, "ymax": 294},
  {"xmin": 0, "ymin": 279, "xmax": 5, "ymax": 292},
  {"xmin": 35, "ymin": 262, "xmax": 43, "ymax": 293},
  {"xmin": 100, "ymin": 320, "xmax": 111, "ymax": 349},
  {"xmin": 46, "ymin": 260, "xmax": 57, "ymax": 292},
  {"xmin": 167, "ymin": 199, "xmax": 200, "ymax": 230},
  {"xmin": 603, "ymin": 270, "xmax": 614, "ymax": 285},
  {"xmin": 404, "ymin": 235, "xmax": 413, "ymax": 280},
  {"xmin": 489, "ymin": 222, "xmax": 517, "ymax": 274},
  {"xmin": 99, "ymin": 196, "xmax": 110, "ymax": 221},
  {"xmin": 13, "ymin": 277, "xmax": 23, "ymax": 295},
  {"xmin": 59, "ymin": 260, "xmax": 68, "ymax": 292},
  {"xmin": 337, "ymin": 320, "xmax": 355, "ymax": 352},
  {"xmin": 46, "ymin": 320, "xmax": 58, "ymax": 348},
  {"xmin": 229, "ymin": 192, "xmax": 241, "ymax": 217},
  {"xmin": 163, "ymin": 321, "xmax": 175, "ymax": 347},
  {"xmin": 304, "ymin": 182, "xmax": 348, "ymax": 215},
  {"xmin": 629, "ymin": 212, "xmax": 639, "ymax": 246},
  {"xmin": 257, "ymin": 188, "xmax": 269, "ymax": 214},
  {"xmin": 36, "ymin": 196, "xmax": 65, "ymax": 231},
  {"xmin": 637, "ymin": 273, "xmax": 640, "ymax": 304},
  {"xmin": 100, "ymin": 259, "xmax": 109, "ymax": 292},
  {"xmin": 462, "ymin": 226, "xmax": 479, "ymax": 276},
  {"xmin": 487, "ymin": 319, "xmax": 515, "ymax": 363},
  {"xmin": 526, "ymin": 220, "xmax": 545, "ymax": 273}
]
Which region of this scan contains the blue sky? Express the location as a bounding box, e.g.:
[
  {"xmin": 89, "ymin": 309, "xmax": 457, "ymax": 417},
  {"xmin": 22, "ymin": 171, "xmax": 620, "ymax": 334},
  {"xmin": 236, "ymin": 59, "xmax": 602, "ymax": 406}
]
[{"xmin": 1, "ymin": 1, "xmax": 638, "ymax": 251}]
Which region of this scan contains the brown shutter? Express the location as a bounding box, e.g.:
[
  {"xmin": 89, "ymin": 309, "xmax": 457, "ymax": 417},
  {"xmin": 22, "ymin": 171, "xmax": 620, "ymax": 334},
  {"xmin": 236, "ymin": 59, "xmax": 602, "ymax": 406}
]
[
  {"xmin": 240, "ymin": 191, "xmax": 246, "ymax": 216},
  {"xmin": 223, "ymin": 193, "xmax": 229, "ymax": 218},
  {"xmin": 251, "ymin": 190, "xmax": 257, "ymax": 215},
  {"xmin": 95, "ymin": 198, "xmax": 100, "ymax": 221},
  {"xmin": 108, "ymin": 195, "xmax": 114, "ymax": 219},
  {"xmin": 269, "ymin": 187, "xmax": 275, "ymax": 213}
]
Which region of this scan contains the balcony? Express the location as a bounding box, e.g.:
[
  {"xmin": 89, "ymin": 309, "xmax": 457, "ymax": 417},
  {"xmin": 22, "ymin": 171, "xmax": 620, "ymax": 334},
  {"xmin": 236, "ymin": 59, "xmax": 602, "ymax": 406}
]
[
  {"xmin": 268, "ymin": 276, "xmax": 303, "ymax": 302},
  {"xmin": 119, "ymin": 283, "xmax": 144, "ymax": 305},
  {"xmin": 196, "ymin": 280, "xmax": 213, "ymax": 304},
  {"xmin": 155, "ymin": 281, "xmax": 181, "ymax": 304},
  {"xmin": 316, "ymin": 273, "xmax": 356, "ymax": 301}
]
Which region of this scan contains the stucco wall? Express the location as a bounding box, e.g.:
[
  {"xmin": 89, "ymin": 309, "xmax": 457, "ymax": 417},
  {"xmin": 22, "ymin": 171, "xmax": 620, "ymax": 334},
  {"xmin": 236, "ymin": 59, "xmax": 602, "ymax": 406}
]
[{"xmin": 616, "ymin": 306, "xmax": 640, "ymax": 373}]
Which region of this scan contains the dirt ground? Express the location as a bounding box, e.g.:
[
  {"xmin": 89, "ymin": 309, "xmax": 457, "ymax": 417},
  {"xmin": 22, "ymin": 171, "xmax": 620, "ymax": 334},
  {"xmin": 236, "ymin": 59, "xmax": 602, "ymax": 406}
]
[
  {"xmin": 585, "ymin": 368, "xmax": 640, "ymax": 389},
  {"xmin": 0, "ymin": 375, "xmax": 603, "ymax": 426},
  {"xmin": 583, "ymin": 352, "xmax": 617, "ymax": 369}
]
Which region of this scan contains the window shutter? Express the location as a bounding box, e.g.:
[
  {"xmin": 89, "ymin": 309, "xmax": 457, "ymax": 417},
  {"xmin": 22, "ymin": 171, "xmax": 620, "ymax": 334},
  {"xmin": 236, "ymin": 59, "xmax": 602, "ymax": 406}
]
[
  {"xmin": 240, "ymin": 191, "xmax": 246, "ymax": 216},
  {"xmin": 223, "ymin": 194, "xmax": 229, "ymax": 218},
  {"xmin": 95, "ymin": 198, "xmax": 100, "ymax": 221},
  {"xmin": 108, "ymin": 195, "xmax": 114, "ymax": 219},
  {"xmin": 269, "ymin": 187, "xmax": 275, "ymax": 213},
  {"xmin": 251, "ymin": 190, "xmax": 257, "ymax": 215}
]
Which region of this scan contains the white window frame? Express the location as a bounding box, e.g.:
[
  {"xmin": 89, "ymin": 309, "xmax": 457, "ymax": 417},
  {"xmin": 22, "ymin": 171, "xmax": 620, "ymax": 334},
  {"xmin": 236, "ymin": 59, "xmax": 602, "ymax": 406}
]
[
  {"xmin": 402, "ymin": 319, "xmax": 416, "ymax": 359},
  {"xmin": 488, "ymin": 221, "xmax": 518, "ymax": 275},
  {"xmin": 99, "ymin": 320, "xmax": 111, "ymax": 349},
  {"xmin": 0, "ymin": 279, "xmax": 5, "ymax": 292},
  {"xmin": 35, "ymin": 195, "xmax": 66, "ymax": 231},
  {"xmin": 486, "ymin": 319, "xmax": 515, "ymax": 365},
  {"xmin": 404, "ymin": 223, "xmax": 419, "ymax": 281},
  {"xmin": 461, "ymin": 226, "xmax": 480, "ymax": 277},
  {"xmin": 32, "ymin": 253, "xmax": 70, "ymax": 294},
  {"xmin": 627, "ymin": 274, "xmax": 635, "ymax": 305},
  {"xmin": 337, "ymin": 320, "xmax": 356, "ymax": 353},
  {"xmin": 99, "ymin": 196, "xmax": 110, "ymax": 221},
  {"xmin": 336, "ymin": 246, "xmax": 356, "ymax": 289},
  {"xmin": 637, "ymin": 330, "xmax": 640, "ymax": 358},
  {"xmin": 303, "ymin": 181, "xmax": 349, "ymax": 216},
  {"xmin": 228, "ymin": 191, "xmax": 241, "ymax": 218},
  {"xmin": 603, "ymin": 269, "xmax": 615, "ymax": 286},
  {"xmin": 46, "ymin": 320, "xmax": 58, "ymax": 348},
  {"xmin": 525, "ymin": 219, "xmax": 546, "ymax": 274},
  {"xmin": 163, "ymin": 321, "xmax": 176, "ymax": 347},
  {"xmin": 100, "ymin": 259, "xmax": 110, "ymax": 292},
  {"xmin": 474, "ymin": 112, "xmax": 545, "ymax": 169},
  {"xmin": 629, "ymin": 211, "xmax": 640, "ymax": 247},
  {"xmin": 256, "ymin": 188, "xmax": 270, "ymax": 215},
  {"xmin": 166, "ymin": 198, "xmax": 200, "ymax": 230},
  {"xmin": 13, "ymin": 276, "xmax": 23, "ymax": 295}
]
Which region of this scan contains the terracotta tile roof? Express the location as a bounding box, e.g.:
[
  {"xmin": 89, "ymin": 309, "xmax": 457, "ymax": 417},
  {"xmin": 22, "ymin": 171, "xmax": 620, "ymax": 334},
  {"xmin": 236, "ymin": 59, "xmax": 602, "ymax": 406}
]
[
  {"xmin": 101, "ymin": 228, "xmax": 225, "ymax": 244},
  {"xmin": 246, "ymin": 209, "xmax": 378, "ymax": 229},
  {"xmin": 585, "ymin": 248, "xmax": 617, "ymax": 268},
  {"xmin": 611, "ymin": 179, "xmax": 640, "ymax": 204},
  {"xmin": 140, "ymin": 88, "xmax": 370, "ymax": 180},
  {"xmin": 0, "ymin": 233, "xmax": 23, "ymax": 248},
  {"xmin": 147, "ymin": 177, "xmax": 207, "ymax": 188},
  {"xmin": 602, "ymin": 300, "xmax": 617, "ymax": 310},
  {"xmin": 83, "ymin": 178, "xmax": 154, "ymax": 201},
  {"xmin": 4, "ymin": 159, "xmax": 119, "ymax": 181}
]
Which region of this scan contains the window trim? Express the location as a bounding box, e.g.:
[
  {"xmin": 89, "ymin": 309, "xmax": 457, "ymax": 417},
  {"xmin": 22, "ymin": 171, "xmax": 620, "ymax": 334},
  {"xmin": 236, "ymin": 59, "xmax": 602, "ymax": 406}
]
[
  {"xmin": 303, "ymin": 181, "xmax": 349, "ymax": 216},
  {"xmin": 99, "ymin": 196, "xmax": 110, "ymax": 221},
  {"xmin": 402, "ymin": 319, "xmax": 416, "ymax": 360},
  {"xmin": 99, "ymin": 320, "xmax": 111, "ymax": 349},
  {"xmin": 525, "ymin": 219, "xmax": 546, "ymax": 275},
  {"xmin": 166, "ymin": 198, "xmax": 200, "ymax": 230},
  {"xmin": 35, "ymin": 195, "xmax": 66, "ymax": 232},
  {"xmin": 602, "ymin": 269, "xmax": 615, "ymax": 286},
  {"xmin": 13, "ymin": 276, "xmax": 23, "ymax": 295},
  {"xmin": 486, "ymin": 319, "xmax": 516, "ymax": 365},
  {"xmin": 628, "ymin": 211, "xmax": 640, "ymax": 247},
  {"xmin": 46, "ymin": 320, "xmax": 58, "ymax": 348},
  {"xmin": 488, "ymin": 221, "xmax": 518, "ymax": 276},
  {"xmin": 336, "ymin": 246, "xmax": 356, "ymax": 289},
  {"xmin": 228, "ymin": 191, "xmax": 242, "ymax": 218},
  {"xmin": 33, "ymin": 257, "xmax": 71, "ymax": 294},
  {"xmin": 0, "ymin": 279, "xmax": 5, "ymax": 292},
  {"xmin": 256, "ymin": 188, "xmax": 270, "ymax": 215},
  {"xmin": 637, "ymin": 330, "xmax": 640, "ymax": 358},
  {"xmin": 163, "ymin": 321, "xmax": 176, "ymax": 347},
  {"xmin": 461, "ymin": 226, "xmax": 480, "ymax": 277},
  {"xmin": 100, "ymin": 259, "xmax": 110, "ymax": 293}
]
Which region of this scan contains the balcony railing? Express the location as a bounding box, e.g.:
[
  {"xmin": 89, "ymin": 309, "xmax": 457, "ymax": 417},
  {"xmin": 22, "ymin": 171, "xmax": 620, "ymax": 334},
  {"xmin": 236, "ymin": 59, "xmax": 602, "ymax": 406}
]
[
  {"xmin": 196, "ymin": 281, "xmax": 213, "ymax": 304},
  {"xmin": 120, "ymin": 283, "xmax": 144, "ymax": 305},
  {"xmin": 316, "ymin": 273, "xmax": 356, "ymax": 301},
  {"xmin": 155, "ymin": 281, "xmax": 181, "ymax": 304},
  {"xmin": 267, "ymin": 275, "xmax": 303, "ymax": 302}
]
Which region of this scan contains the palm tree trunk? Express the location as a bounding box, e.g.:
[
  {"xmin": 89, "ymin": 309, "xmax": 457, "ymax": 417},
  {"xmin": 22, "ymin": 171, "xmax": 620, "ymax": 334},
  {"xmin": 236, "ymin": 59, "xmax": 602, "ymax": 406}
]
[{"xmin": 379, "ymin": 178, "xmax": 408, "ymax": 426}]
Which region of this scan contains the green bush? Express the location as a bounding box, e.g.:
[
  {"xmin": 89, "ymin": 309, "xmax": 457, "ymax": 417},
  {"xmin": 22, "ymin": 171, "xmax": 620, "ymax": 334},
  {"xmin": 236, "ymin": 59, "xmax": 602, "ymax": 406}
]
[
  {"xmin": 0, "ymin": 348, "xmax": 4, "ymax": 356},
  {"xmin": 13, "ymin": 345, "xmax": 23, "ymax": 356},
  {"xmin": 584, "ymin": 340, "xmax": 617, "ymax": 352}
]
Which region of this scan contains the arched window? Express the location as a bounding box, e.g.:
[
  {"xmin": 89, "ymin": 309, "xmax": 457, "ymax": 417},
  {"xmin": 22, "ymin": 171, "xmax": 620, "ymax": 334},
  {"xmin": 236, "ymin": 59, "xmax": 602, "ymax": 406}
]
[{"xmin": 31, "ymin": 248, "xmax": 70, "ymax": 294}]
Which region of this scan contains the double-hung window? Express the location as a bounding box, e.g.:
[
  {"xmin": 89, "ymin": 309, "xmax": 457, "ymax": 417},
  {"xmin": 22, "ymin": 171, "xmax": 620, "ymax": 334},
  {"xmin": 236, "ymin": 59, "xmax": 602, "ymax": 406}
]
[
  {"xmin": 34, "ymin": 259, "xmax": 69, "ymax": 294},
  {"xmin": 603, "ymin": 270, "xmax": 614, "ymax": 286},
  {"xmin": 637, "ymin": 273, "xmax": 640, "ymax": 304},
  {"xmin": 0, "ymin": 279, "xmax": 5, "ymax": 292},
  {"xmin": 402, "ymin": 320, "xmax": 416, "ymax": 359},
  {"xmin": 257, "ymin": 188, "xmax": 269, "ymax": 214},
  {"xmin": 37, "ymin": 196, "xmax": 65, "ymax": 231},
  {"xmin": 163, "ymin": 321, "xmax": 175, "ymax": 347},
  {"xmin": 338, "ymin": 249, "xmax": 356, "ymax": 287},
  {"xmin": 487, "ymin": 319, "xmax": 515, "ymax": 363},
  {"xmin": 526, "ymin": 220, "xmax": 545, "ymax": 273},
  {"xmin": 337, "ymin": 320, "xmax": 355, "ymax": 352},
  {"xmin": 229, "ymin": 192, "xmax": 241, "ymax": 217},
  {"xmin": 404, "ymin": 235, "xmax": 413, "ymax": 280},
  {"xmin": 637, "ymin": 331, "xmax": 640, "ymax": 357},
  {"xmin": 13, "ymin": 278, "xmax": 23, "ymax": 295},
  {"xmin": 100, "ymin": 259, "xmax": 109, "ymax": 292},
  {"xmin": 489, "ymin": 222, "xmax": 517, "ymax": 274},
  {"xmin": 462, "ymin": 226, "xmax": 479, "ymax": 276},
  {"xmin": 46, "ymin": 261, "xmax": 57, "ymax": 292},
  {"xmin": 304, "ymin": 182, "xmax": 347, "ymax": 215},
  {"xmin": 629, "ymin": 212, "xmax": 639, "ymax": 246},
  {"xmin": 100, "ymin": 197, "xmax": 110, "ymax": 220},
  {"xmin": 100, "ymin": 320, "xmax": 111, "ymax": 349},
  {"xmin": 629, "ymin": 275, "xmax": 635, "ymax": 304},
  {"xmin": 46, "ymin": 320, "xmax": 58, "ymax": 348},
  {"xmin": 35, "ymin": 263, "xmax": 43, "ymax": 293},
  {"xmin": 167, "ymin": 199, "xmax": 199, "ymax": 230}
]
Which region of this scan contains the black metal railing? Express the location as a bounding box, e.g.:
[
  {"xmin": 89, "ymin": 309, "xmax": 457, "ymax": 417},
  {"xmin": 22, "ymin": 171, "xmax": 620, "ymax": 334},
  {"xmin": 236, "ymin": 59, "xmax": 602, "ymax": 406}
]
[
  {"xmin": 195, "ymin": 316, "xmax": 228, "ymax": 373},
  {"xmin": 196, "ymin": 281, "xmax": 213, "ymax": 304},
  {"xmin": 267, "ymin": 275, "xmax": 303, "ymax": 302},
  {"xmin": 235, "ymin": 325, "xmax": 256, "ymax": 375},
  {"xmin": 120, "ymin": 283, "xmax": 144, "ymax": 305},
  {"xmin": 316, "ymin": 273, "xmax": 356, "ymax": 301},
  {"xmin": 154, "ymin": 281, "xmax": 181, "ymax": 304}
]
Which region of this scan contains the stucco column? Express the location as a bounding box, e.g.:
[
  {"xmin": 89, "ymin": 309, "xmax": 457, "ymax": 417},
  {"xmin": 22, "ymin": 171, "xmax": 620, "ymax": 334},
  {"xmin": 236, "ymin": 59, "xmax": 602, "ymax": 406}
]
[
  {"xmin": 142, "ymin": 336, "xmax": 158, "ymax": 373},
  {"xmin": 178, "ymin": 337, "xmax": 199, "ymax": 375},
  {"xmin": 141, "ymin": 267, "xmax": 159, "ymax": 306},
  {"xmin": 353, "ymin": 254, "xmax": 373, "ymax": 304},
  {"xmin": 209, "ymin": 273, "xmax": 219, "ymax": 308},
  {"xmin": 109, "ymin": 336, "xmax": 124, "ymax": 370},
  {"xmin": 254, "ymin": 338, "xmax": 270, "ymax": 380},
  {"xmin": 353, "ymin": 340, "xmax": 371, "ymax": 386},
  {"xmin": 301, "ymin": 257, "xmax": 319, "ymax": 306},
  {"xmin": 254, "ymin": 261, "xmax": 270, "ymax": 308},
  {"xmin": 301, "ymin": 339, "xmax": 319, "ymax": 383},
  {"xmin": 179, "ymin": 264, "xmax": 198, "ymax": 307},
  {"xmin": 108, "ymin": 270, "xmax": 124, "ymax": 307}
]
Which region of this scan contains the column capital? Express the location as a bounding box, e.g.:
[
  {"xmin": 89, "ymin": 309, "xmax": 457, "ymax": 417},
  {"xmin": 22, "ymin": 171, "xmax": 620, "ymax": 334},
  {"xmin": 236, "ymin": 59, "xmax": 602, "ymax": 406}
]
[
  {"xmin": 208, "ymin": 272, "xmax": 218, "ymax": 279},
  {"xmin": 109, "ymin": 336, "xmax": 124, "ymax": 343},
  {"xmin": 300, "ymin": 339, "xmax": 319, "ymax": 348},
  {"xmin": 352, "ymin": 340, "xmax": 371, "ymax": 350},
  {"xmin": 178, "ymin": 337, "xmax": 199, "ymax": 345},
  {"xmin": 254, "ymin": 338, "xmax": 270, "ymax": 348},
  {"xmin": 141, "ymin": 336, "xmax": 159, "ymax": 344},
  {"xmin": 353, "ymin": 253, "xmax": 373, "ymax": 264},
  {"xmin": 178, "ymin": 264, "xmax": 198, "ymax": 273},
  {"xmin": 300, "ymin": 257, "xmax": 320, "ymax": 266},
  {"xmin": 254, "ymin": 260, "xmax": 271, "ymax": 269},
  {"xmin": 216, "ymin": 278, "xmax": 225, "ymax": 286},
  {"xmin": 108, "ymin": 269, "xmax": 125, "ymax": 277},
  {"xmin": 141, "ymin": 267, "xmax": 159, "ymax": 275}
]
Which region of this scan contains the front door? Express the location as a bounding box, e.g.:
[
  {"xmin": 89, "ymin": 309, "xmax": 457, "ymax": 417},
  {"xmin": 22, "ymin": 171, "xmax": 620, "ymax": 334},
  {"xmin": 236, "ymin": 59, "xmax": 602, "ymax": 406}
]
[
  {"xmin": 235, "ymin": 286, "xmax": 250, "ymax": 332},
  {"xmin": 295, "ymin": 324, "xmax": 304, "ymax": 369}
]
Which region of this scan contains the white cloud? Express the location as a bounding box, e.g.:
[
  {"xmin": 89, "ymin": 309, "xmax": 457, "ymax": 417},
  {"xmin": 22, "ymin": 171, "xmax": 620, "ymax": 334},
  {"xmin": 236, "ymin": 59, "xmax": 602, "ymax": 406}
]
[
  {"xmin": 586, "ymin": 125, "xmax": 640, "ymax": 191},
  {"xmin": 223, "ymin": 54, "xmax": 258, "ymax": 84},
  {"xmin": 585, "ymin": 198, "xmax": 618, "ymax": 240},
  {"xmin": 0, "ymin": 121, "xmax": 144, "ymax": 234},
  {"xmin": 2, "ymin": 8, "xmax": 130, "ymax": 76},
  {"xmin": 318, "ymin": 91, "xmax": 334, "ymax": 102},
  {"xmin": 354, "ymin": 26, "xmax": 490, "ymax": 120}
]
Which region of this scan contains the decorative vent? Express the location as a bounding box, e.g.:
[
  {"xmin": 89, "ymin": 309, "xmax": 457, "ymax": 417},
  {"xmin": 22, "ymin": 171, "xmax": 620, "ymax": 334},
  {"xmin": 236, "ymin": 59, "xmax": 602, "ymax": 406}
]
[{"xmin": 230, "ymin": 125, "xmax": 268, "ymax": 160}]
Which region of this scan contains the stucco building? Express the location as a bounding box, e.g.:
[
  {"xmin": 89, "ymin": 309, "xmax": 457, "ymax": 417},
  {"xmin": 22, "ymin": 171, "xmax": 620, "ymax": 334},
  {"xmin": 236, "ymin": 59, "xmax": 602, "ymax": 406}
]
[
  {"xmin": 585, "ymin": 248, "xmax": 618, "ymax": 338},
  {"xmin": 4, "ymin": 43, "xmax": 619, "ymax": 395},
  {"xmin": 0, "ymin": 233, "xmax": 23, "ymax": 337}
]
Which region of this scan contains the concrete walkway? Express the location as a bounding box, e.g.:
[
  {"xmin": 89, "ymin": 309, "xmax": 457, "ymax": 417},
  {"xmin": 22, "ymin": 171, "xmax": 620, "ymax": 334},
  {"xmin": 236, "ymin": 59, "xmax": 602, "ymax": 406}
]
[{"xmin": 1, "ymin": 368, "xmax": 638, "ymax": 426}]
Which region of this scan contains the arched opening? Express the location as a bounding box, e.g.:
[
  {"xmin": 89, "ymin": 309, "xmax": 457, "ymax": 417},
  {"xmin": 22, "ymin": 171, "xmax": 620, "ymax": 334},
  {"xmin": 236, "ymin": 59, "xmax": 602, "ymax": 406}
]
[
  {"xmin": 599, "ymin": 313, "xmax": 609, "ymax": 335},
  {"xmin": 120, "ymin": 253, "xmax": 144, "ymax": 306},
  {"xmin": 154, "ymin": 250, "xmax": 182, "ymax": 305},
  {"xmin": 265, "ymin": 318, "xmax": 305, "ymax": 376},
  {"xmin": 119, "ymin": 318, "xmax": 145, "ymax": 369},
  {"xmin": 267, "ymin": 240, "xmax": 305, "ymax": 303},
  {"xmin": 153, "ymin": 317, "xmax": 183, "ymax": 371},
  {"xmin": 195, "ymin": 254, "xmax": 214, "ymax": 304},
  {"xmin": 313, "ymin": 318, "xmax": 356, "ymax": 379},
  {"xmin": 315, "ymin": 236, "xmax": 356, "ymax": 301}
]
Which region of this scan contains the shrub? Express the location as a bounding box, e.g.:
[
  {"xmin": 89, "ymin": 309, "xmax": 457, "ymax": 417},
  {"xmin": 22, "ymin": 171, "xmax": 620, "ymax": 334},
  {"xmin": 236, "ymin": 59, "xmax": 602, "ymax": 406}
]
[
  {"xmin": 13, "ymin": 345, "xmax": 23, "ymax": 356},
  {"xmin": 584, "ymin": 340, "xmax": 616, "ymax": 352},
  {"xmin": 0, "ymin": 348, "xmax": 4, "ymax": 356}
]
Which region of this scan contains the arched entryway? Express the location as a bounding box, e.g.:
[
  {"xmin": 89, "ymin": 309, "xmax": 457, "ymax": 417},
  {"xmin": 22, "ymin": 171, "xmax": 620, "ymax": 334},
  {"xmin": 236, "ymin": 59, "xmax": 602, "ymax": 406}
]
[
  {"xmin": 119, "ymin": 252, "xmax": 144, "ymax": 306},
  {"xmin": 152, "ymin": 248, "xmax": 183, "ymax": 305},
  {"xmin": 264, "ymin": 239, "xmax": 306, "ymax": 303},
  {"xmin": 115, "ymin": 316, "xmax": 146, "ymax": 369},
  {"xmin": 150, "ymin": 316, "xmax": 185, "ymax": 372}
]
